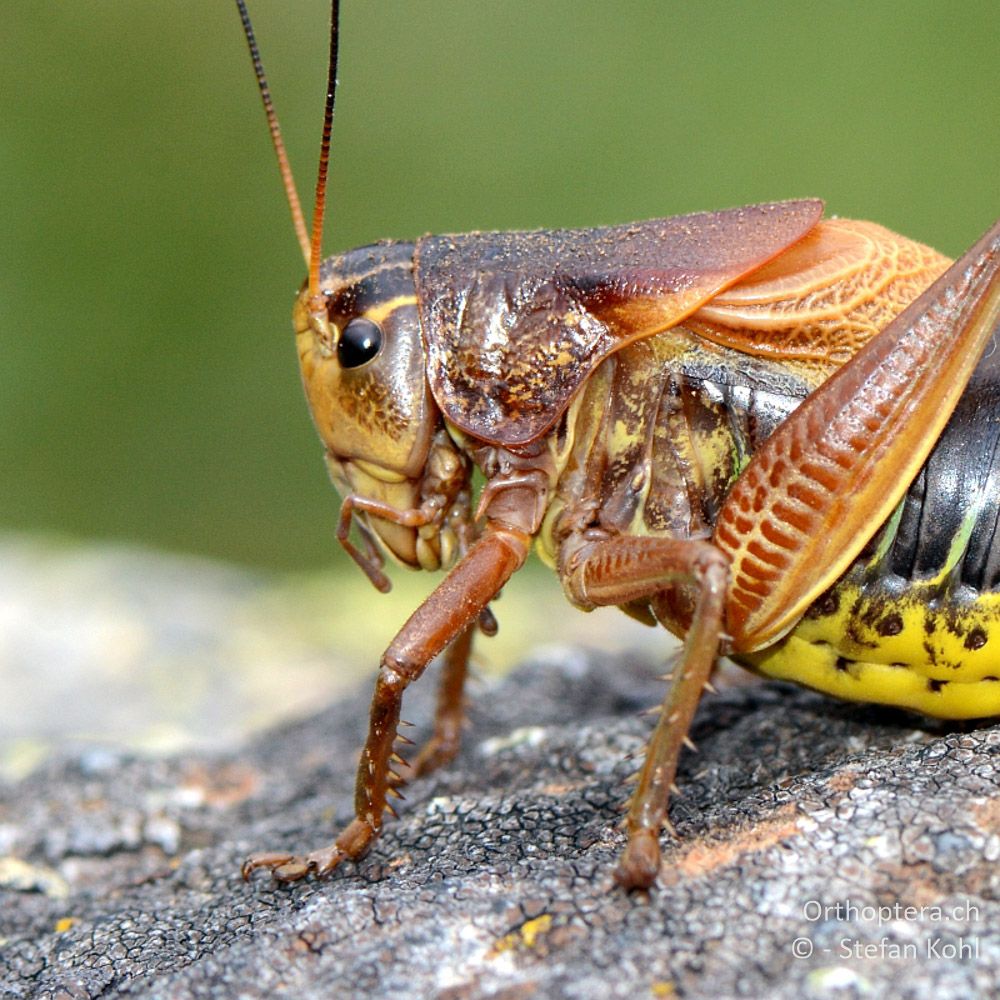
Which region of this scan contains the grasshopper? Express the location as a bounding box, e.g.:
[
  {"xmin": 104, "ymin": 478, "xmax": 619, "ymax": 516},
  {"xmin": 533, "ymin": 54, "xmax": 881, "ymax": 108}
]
[{"xmin": 236, "ymin": 1, "xmax": 1000, "ymax": 889}]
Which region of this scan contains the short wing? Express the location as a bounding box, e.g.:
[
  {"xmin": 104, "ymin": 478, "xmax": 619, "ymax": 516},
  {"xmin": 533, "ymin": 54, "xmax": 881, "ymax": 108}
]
[
  {"xmin": 687, "ymin": 219, "xmax": 951, "ymax": 367},
  {"xmin": 414, "ymin": 200, "xmax": 823, "ymax": 446}
]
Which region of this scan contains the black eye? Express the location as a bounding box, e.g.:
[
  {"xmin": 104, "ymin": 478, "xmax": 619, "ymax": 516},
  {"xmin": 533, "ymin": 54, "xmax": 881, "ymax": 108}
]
[{"xmin": 337, "ymin": 318, "xmax": 384, "ymax": 369}]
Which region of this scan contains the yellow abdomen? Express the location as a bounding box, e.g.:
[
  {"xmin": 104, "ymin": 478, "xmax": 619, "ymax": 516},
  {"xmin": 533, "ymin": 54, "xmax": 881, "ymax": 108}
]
[{"xmin": 741, "ymin": 579, "xmax": 1000, "ymax": 719}]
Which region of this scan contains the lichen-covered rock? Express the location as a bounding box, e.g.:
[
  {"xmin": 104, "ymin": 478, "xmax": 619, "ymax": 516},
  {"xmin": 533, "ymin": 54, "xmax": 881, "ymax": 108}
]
[{"xmin": 1, "ymin": 646, "xmax": 997, "ymax": 999}]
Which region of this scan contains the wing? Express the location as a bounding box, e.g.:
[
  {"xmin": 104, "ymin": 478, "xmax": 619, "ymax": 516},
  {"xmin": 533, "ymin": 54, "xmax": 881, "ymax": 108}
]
[
  {"xmin": 414, "ymin": 199, "xmax": 823, "ymax": 446},
  {"xmin": 686, "ymin": 219, "xmax": 951, "ymax": 367}
]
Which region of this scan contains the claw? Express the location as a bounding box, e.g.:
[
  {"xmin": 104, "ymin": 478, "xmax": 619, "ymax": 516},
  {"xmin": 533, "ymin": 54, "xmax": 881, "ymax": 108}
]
[
  {"xmin": 241, "ymin": 851, "xmax": 295, "ymax": 881},
  {"xmin": 274, "ymin": 860, "xmax": 312, "ymax": 882},
  {"xmin": 242, "ymin": 851, "xmax": 319, "ymax": 884},
  {"xmin": 242, "ymin": 830, "xmax": 363, "ymax": 884}
]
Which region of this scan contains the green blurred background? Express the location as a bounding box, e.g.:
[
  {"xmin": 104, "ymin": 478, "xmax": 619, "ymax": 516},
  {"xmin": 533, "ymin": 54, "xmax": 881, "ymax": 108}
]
[{"xmin": 3, "ymin": 0, "xmax": 999, "ymax": 572}]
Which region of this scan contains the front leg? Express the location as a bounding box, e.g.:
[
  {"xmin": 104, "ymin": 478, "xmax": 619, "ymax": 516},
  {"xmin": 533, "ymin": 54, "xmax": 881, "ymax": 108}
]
[
  {"xmin": 562, "ymin": 533, "xmax": 729, "ymax": 890},
  {"xmin": 397, "ymin": 620, "xmax": 475, "ymax": 781},
  {"xmin": 243, "ymin": 526, "xmax": 530, "ymax": 882}
]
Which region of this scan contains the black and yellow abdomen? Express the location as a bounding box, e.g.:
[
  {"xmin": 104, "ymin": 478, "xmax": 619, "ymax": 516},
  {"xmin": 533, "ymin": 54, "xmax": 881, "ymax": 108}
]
[
  {"xmin": 745, "ymin": 328, "xmax": 1000, "ymax": 719},
  {"xmin": 745, "ymin": 575, "xmax": 1000, "ymax": 719}
]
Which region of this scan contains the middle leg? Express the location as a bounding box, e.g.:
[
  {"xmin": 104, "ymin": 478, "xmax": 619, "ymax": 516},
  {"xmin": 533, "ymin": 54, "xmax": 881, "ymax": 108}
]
[{"xmin": 562, "ymin": 533, "xmax": 729, "ymax": 889}]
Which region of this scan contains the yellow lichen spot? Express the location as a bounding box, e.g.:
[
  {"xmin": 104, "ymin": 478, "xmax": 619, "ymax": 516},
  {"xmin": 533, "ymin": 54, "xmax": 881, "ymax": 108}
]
[
  {"xmin": 54, "ymin": 916, "xmax": 78, "ymax": 933},
  {"xmin": 519, "ymin": 914, "xmax": 552, "ymax": 948},
  {"xmin": 651, "ymin": 982, "xmax": 676, "ymax": 997},
  {"xmin": 490, "ymin": 913, "xmax": 553, "ymax": 956}
]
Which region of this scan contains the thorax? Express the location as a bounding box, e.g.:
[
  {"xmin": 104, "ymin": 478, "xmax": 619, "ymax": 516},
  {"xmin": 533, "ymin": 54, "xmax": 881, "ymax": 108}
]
[{"xmin": 536, "ymin": 325, "xmax": 819, "ymax": 567}]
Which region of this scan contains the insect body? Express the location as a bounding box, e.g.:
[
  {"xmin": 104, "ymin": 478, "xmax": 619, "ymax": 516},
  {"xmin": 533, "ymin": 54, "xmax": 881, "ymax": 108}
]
[{"xmin": 237, "ymin": 1, "xmax": 1000, "ymax": 889}]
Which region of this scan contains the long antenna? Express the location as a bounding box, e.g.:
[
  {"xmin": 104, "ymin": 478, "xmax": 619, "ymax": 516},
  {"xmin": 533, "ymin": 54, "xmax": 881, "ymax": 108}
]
[
  {"xmin": 236, "ymin": 0, "xmax": 311, "ymax": 266},
  {"xmin": 308, "ymin": 0, "xmax": 341, "ymax": 303}
]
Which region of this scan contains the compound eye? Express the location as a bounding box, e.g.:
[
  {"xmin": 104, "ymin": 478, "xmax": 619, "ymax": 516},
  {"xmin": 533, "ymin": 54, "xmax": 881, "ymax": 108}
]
[{"xmin": 337, "ymin": 318, "xmax": 384, "ymax": 369}]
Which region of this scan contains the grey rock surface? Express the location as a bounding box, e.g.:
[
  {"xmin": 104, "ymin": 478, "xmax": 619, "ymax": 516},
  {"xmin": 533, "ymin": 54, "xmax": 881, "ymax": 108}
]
[
  {"xmin": 1, "ymin": 645, "xmax": 998, "ymax": 999},
  {"xmin": 0, "ymin": 534, "xmax": 662, "ymax": 774}
]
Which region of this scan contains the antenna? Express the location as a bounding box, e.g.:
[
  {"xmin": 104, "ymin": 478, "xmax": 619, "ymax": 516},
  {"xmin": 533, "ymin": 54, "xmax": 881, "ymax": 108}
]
[
  {"xmin": 237, "ymin": 0, "xmax": 342, "ymax": 296},
  {"xmin": 309, "ymin": 0, "xmax": 341, "ymax": 303}
]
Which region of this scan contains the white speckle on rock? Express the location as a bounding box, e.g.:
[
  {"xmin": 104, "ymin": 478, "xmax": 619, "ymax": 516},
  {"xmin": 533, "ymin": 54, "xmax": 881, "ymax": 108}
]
[{"xmin": 478, "ymin": 726, "xmax": 548, "ymax": 757}]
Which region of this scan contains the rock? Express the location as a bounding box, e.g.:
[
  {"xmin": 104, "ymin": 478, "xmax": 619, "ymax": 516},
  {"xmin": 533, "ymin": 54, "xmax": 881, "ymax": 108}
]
[{"xmin": 1, "ymin": 645, "xmax": 998, "ymax": 999}]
